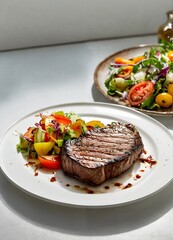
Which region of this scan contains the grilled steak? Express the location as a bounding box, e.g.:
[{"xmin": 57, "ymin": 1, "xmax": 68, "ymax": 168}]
[{"xmin": 61, "ymin": 122, "xmax": 144, "ymax": 186}]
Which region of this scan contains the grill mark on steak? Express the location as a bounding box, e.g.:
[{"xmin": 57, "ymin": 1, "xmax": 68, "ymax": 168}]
[
  {"xmin": 70, "ymin": 146, "xmax": 126, "ymax": 157},
  {"xmin": 70, "ymin": 145, "xmax": 132, "ymax": 160},
  {"xmin": 80, "ymin": 136, "xmax": 132, "ymax": 145},
  {"xmin": 61, "ymin": 122, "xmax": 144, "ymax": 186},
  {"xmin": 77, "ymin": 139, "xmax": 132, "ymax": 148}
]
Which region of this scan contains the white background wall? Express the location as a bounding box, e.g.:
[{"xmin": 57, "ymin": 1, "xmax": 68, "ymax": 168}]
[{"xmin": 0, "ymin": 0, "xmax": 173, "ymax": 50}]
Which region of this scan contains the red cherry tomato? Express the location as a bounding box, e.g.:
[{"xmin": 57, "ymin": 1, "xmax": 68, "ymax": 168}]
[
  {"xmin": 127, "ymin": 81, "xmax": 154, "ymax": 107},
  {"xmin": 38, "ymin": 155, "xmax": 61, "ymax": 169}
]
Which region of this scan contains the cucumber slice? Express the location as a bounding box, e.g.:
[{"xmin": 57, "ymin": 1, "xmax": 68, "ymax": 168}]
[
  {"xmin": 19, "ymin": 134, "xmax": 29, "ymax": 148},
  {"xmin": 34, "ymin": 127, "xmax": 45, "ymax": 143}
]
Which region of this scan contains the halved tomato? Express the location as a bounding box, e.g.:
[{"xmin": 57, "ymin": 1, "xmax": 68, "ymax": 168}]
[
  {"xmin": 38, "ymin": 155, "xmax": 61, "ymax": 169},
  {"xmin": 127, "ymin": 81, "xmax": 154, "ymax": 106}
]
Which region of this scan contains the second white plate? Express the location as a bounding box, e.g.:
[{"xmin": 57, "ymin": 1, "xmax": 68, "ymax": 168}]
[{"xmin": 0, "ymin": 102, "xmax": 173, "ymax": 208}]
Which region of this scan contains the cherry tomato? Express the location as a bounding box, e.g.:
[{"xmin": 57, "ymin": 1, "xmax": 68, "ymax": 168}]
[
  {"xmin": 155, "ymin": 93, "xmax": 173, "ymax": 108},
  {"xmin": 127, "ymin": 81, "xmax": 154, "ymax": 107},
  {"xmin": 167, "ymin": 83, "xmax": 173, "ymax": 96},
  {"xmin": 117, "ymin": 66, "xmax": 133, "ymax": 78},
  {"xmin": 167, "ymin": 51, "xmax": 173, "ymax": 61},
  {"xmin": 38, "ymin": 155, "xmax": 61, "ymax": 169}
]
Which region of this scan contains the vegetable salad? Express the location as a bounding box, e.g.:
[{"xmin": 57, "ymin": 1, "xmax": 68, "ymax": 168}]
[
  {"xmin": 16, "ymin": 111, "xmax": 104, "ymax": 170},
  {"xmin": 105, "ymin": 41, "xmax": 173, "ymax": 109}
]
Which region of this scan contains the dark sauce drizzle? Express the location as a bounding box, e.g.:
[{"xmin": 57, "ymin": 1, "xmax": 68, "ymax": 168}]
[
  {"xmin": 24, "ymin": 153, "xmax": 157, "ymax": 194},
  {"xmin": 140, "ymin": 155, "xmax": 157, "ymax": 167},
  {"xmin": 63, "ymin": 154, "xmax": 157, "ymax": 194}
]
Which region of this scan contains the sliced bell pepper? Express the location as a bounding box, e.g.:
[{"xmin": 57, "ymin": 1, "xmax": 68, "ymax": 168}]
[
  {"xmin": 70, "ymin": 119, "xmax": 85, "ymax": 138},
  {"xmin": 117, "ymin": 66, "xmax": 133, "ymax": 78},
  {"xmin": 131, "ymin": 55, "xmax": 146, "ymax": 64},
  {"xmin": 86, "ymin": 120, "xmax": 104, "ymax": 129},
  {"xmin": 114, "ymin": 57, "xmax": 134, "ymax": 65},
  {"xmin": 52, "ymin": 114, "xmax": 71, "ymax": 126}
]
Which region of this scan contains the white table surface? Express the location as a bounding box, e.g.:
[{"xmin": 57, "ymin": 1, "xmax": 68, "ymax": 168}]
[{"xmin": 0, "ymin": 35, "xmax": 173, "ymax": 240}]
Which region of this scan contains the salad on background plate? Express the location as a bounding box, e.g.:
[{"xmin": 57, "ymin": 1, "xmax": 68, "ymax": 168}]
[{"xmin": 94, "ymin": 41, "xmax": 173, "ymax": 116}]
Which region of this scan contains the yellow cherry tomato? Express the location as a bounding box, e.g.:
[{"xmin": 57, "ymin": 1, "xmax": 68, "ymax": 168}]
[
  {"xmin": 155, "ymin": 93, "xmax": 173, "ymax": 108},
  {"xmin": 167, "ymin": 50, "xmax": 173, "ymax": 61},
  {"xmin": 167, "ymin": 83, "xmax": 173, "ymax": 96}
]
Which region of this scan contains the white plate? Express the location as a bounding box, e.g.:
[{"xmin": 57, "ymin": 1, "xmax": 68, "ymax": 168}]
[{"xmin": 0, "ymin": 102, "xmax": 173, "ymax": 208}]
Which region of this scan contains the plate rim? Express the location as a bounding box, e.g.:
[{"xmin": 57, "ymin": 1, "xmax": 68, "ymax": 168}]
[
  {"xmin": 0, "ymin": 101, "xmax": 173, "ymax": 208},
  {"xmin": 94, "ymin": 44, "xmax": 173, "ymax": 116}
]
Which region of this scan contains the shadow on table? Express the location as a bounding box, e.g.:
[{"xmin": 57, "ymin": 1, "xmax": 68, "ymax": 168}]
[
  {"xmin": 91, "ymin": 83, "xmax": 111, "ymax": 104},
  {"xmin": 1, "ymin": 167, "xmax": 173, "ymax": 237}
]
